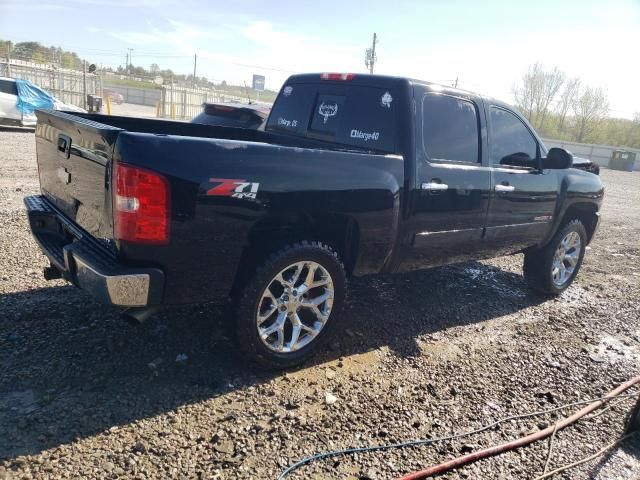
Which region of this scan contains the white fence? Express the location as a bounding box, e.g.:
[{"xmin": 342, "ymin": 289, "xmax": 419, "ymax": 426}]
[
  {"xmin": 0, "ymin": 59, "xmax": 101, "ymax": 109},
  {"xmin": 103, "ymin": 85, "xmax": 162, "ymax": 107},
  {"xmin": 102, "ymin": 83, "xmax": 260, "ymax": 119},
  {"xmin": 543, "ymin": 138, "xmax": 640, "ymax": 168},
  {"xmin": 159, "ymin": 85, "xmax": 255, "ymax": 119}
]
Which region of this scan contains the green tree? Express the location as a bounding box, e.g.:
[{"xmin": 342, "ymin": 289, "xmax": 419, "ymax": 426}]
[
  {"xmin": 32, "ymin": 51, "xmax": 47, "ymax": 64},
  {"xmin": 0, "ymin": 39, "xmax": 13, "ymax": 59},
  {"xmin": 61, "ymin": 52, "xmax": 76, "ymax": 69}
]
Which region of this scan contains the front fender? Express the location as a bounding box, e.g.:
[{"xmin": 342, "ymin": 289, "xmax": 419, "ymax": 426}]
[{"xmin": 542, "ymin": 170, "xmax": 604, "ymax": 246}]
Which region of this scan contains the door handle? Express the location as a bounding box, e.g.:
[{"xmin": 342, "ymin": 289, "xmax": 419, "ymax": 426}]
[
  {"xmin": 57, "ymin": 134, "xmax": 71, "ymax": 159},
  {"xmin": 421, "ymin": 182, "xmax": 449, "ymax": 191},
  {"xmin": 495, "ymin": 184, "xmax": 515, "ymax": 193}
]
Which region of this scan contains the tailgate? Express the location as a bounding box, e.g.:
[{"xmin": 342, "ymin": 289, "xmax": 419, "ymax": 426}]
[{"xmin": 34, "ymin": 110, "xmax": 121, "ymax": 241}]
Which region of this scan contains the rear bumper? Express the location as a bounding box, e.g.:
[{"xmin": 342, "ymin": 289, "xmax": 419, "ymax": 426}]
[
  {"xmin": 24, "ymin": 195, "xmax": 164, "ymax": 307},
  {"xmin": 0, "ymin": 116, "xmax": 36, "ymax": 128}
]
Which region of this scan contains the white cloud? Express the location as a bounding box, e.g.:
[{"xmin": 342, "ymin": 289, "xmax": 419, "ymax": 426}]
[{"xmin": 110, "ymin": 19, "xmax": 221, "ymax": 50}]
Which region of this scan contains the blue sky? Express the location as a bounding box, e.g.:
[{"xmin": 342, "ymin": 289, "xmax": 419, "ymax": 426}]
[{"xmin": 1, "ymin": 0, "xmax": 639, "ymax": 117}]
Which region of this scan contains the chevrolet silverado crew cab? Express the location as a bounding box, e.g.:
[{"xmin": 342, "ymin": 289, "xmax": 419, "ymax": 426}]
[{"xmin": 25, "ymin": 73, "xmax": 604, "ymax": 368}]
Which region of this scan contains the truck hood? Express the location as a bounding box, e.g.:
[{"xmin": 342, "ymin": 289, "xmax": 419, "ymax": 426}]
[{"xmin": 572, "ymin": 156, "xmax": 600, "ymax": 175}]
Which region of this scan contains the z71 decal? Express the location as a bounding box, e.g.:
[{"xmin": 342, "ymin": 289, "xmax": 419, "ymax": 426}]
[{"xmin": 207, "ymin": 178, "xmax": 260, "ymax": 199}]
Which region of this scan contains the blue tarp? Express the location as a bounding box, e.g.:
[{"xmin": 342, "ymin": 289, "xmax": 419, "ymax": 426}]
[{"xmin": 15, "ymin": 79, "xmax": 55, "ymax": 114}]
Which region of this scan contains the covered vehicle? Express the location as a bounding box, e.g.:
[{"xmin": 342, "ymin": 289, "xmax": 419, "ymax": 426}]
[
  {"xmin": 0, "ymin": 77, "xmax": 85, "ymax": 127},
  {"xmin": 191, "ymin": 102, "xmax": 270, "ymax": 129}
]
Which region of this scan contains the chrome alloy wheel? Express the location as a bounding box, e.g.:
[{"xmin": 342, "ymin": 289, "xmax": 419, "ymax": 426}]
[
  {"xmin": 256, "ymin": 261, "xmax": 334, "ymax": 353},
  {"xmin": 551, "ymin": 231, "xmax": 582, "ymax": 287}
]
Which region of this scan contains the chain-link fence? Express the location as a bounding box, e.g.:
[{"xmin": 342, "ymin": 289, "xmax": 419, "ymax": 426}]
[{"xmin": 0, "ymin": 59, "xmax": 100, "ymax": 108}]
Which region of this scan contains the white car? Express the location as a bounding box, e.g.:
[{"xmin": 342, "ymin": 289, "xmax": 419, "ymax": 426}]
[{"xmin": 0, "ymin": 76, "xmax": 86, "ymax": 128}]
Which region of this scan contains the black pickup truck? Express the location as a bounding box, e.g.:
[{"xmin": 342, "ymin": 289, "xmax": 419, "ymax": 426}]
[{"xmin": 25, "ymin": 73, "xmax": 604, "ymax": 367}]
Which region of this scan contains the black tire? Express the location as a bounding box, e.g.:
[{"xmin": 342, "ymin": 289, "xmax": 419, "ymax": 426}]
[
  {"xmin": 523, "ymin": 219, "xmax": 587, "ymax": 295},
  {"xmin": 233, "ymin": 241, "xmax": 346, "ymax": 369}
]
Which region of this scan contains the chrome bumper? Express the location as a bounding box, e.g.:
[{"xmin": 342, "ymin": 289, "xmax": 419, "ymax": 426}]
[{"xmin": 24, "ymin": 195, "xmax": 164, "ymax": 307}]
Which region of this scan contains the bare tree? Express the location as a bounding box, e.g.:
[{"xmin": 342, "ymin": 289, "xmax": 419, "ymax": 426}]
[
  {"xmin": 623, "ymin": 112, "xmax": 640, "ymax": 147},
  {"xmin": 513, "ymin": 63, "xmax": 565, "ymax": 131},
  {"xmin": 556, "ymin": 77, "xmax": 581, "ymax": 134},
  {"xmin": 514, "ymin": 63, "xmax": 541, "ymax": 122},
  {"xmin": 534, "ymin": 66, "xmax": 565, "ymax": 131},
  {"xmin": 572, "ymin": 87, "xmax": 609, "ymax": 143}
]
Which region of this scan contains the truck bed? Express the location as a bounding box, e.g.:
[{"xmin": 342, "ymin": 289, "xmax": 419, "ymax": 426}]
[{"xmin": 31, "ymin": 109, "xmax": 404, "ymax": 304}]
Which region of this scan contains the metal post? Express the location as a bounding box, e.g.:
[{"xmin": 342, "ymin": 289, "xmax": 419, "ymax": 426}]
[
  {"xmin": 193, "ymin": 53, "xmax": 197, "ymax": 88},
  {"xmin": 82, "ymin": 60, "xmax": 87, "ymax": 110},
  {"xmin": 170, "ymin": 77, "xmax": 175, "ymax": 120},
  {"xmin": 6, "ymin": 43, "xmax": 11, "ymax": 77}
]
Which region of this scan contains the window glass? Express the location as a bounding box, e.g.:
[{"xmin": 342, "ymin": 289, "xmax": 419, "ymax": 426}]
[
  {"xmin": 266, "ymin": 84, "xmax": 396, "ymax": 152},
  {"xmin": 309, "ymin": 94, "xmax": 345, "ymax": 136},
  {"xmin": 422, "ymin": 94, "xmax": 479, "ymax": 163},
  {"xmin": 0, "ymin": 79, "xmax": 18, "ymax": 95},
  {"xmin": 489, "ymin": 107, "xmax": 537, "ymax": 166},
  {"xmin": 267, "ymin": 84, "xmax": 316, "ymax": 136}
]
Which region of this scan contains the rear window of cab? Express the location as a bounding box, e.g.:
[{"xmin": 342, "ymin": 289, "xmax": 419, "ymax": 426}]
[{"xmin": 266, "ymin": 83, "xmax": 396, "ymax": 153}]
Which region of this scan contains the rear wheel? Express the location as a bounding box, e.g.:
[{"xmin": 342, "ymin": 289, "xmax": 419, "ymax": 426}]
[
  {"xmin": 233, "ymin": 241, "xmax": 346, "ymax": 369},
  {"xmin": 523, "ymin": 219, "xmax": 587, "ymax": 295}
]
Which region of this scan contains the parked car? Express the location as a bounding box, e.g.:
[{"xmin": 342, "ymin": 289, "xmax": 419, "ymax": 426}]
[
  {"xmin": 102, "ymin": 88, "xmax": 124, "ymax": 105},
  {"xmin": 0, "ymin": 76, "xmax": 85, "ymax": 127},
  {"xmin": 25, "ymin": 73, "xmax": 603, "ymax": 368},
  {"xmin": 191, "ymin": 102, "xmax": 270, "ymax": 129}
]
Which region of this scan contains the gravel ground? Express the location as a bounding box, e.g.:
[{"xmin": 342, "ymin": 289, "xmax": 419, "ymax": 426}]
[{"xmin": 0, "ymin": 127, "xmax": 639, "ymax": 480}]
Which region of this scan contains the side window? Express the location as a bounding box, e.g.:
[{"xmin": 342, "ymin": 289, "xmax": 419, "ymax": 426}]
[
  {"xmin": 422, "ymin": 94, "xmax": 479, "ymax": 163},
  {"xmin": 489, "ymin": 107, "xmax": 538, "ymax": 166},
  {"xmin": 0, "ymin": 79, "xmax": 18, "ymax": 95}
]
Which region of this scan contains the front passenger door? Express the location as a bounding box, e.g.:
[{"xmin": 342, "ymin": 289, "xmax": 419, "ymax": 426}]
[{"xmin": 485, "ymin": 106, "xmax": 558, "ymax": 253}]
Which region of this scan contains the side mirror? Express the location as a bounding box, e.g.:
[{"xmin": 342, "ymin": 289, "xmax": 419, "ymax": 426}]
[{"xmin": 542, "ymin": 148, "xmax": 573, "ymax": 170}]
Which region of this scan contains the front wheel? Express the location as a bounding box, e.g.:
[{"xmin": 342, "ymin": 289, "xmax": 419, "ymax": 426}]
[
  {"xmin": 524, "ymin": 219, "xmax": 587, "ymax": 295},
  {"xmin": 233, "ymin": 241, "xmax": 346, "ymax": 369}
]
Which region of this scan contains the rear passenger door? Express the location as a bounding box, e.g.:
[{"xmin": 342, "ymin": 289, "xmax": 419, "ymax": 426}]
[
  {"xmin": 484, "ymin": 105, "xmax": 558, "ymax": 253},
  {"xmin": 401, "ymin": 91, "xmax": 491, "ymax": 270}
]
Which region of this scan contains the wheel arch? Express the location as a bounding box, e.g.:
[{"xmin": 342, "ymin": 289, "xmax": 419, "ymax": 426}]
[
  {"xmin": 229, "ymin": 211, "xmax": 359, "ymax": 298},
  {"xmin": 558, "ymin": 201, "xmax": 600, "ymax": 244}
]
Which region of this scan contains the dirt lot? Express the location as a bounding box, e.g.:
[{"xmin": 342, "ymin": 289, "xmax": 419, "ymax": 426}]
[{"xmin": 0, "ymin": 128, "xmax": 638, "ymax": 479}]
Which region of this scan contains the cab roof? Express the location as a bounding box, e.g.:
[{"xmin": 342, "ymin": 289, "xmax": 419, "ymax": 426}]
[{"xmin": 284, "ymin": 72, "xmax": 512, "ymax": 108}]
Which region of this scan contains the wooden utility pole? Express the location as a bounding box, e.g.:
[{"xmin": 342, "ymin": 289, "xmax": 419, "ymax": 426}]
[
  {"xmin": 127, "ymin": 48, "xmax": 133, "ymax": 76},
  {"xmin": 193, "ymin": 54, "xmax": 197, "ymax": 88},
  {"xmin": 370, "ymin": 33, "xmax": 377, "ymax": 74},
  {"xmin": 365, "ymin": 33, "xmax": 378, "ymax": 74}
]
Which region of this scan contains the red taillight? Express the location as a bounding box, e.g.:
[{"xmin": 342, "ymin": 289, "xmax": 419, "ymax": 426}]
[
  {"xmin": 320, "ymin": 73, "xmax": 356, "ymax": 81},
  {"xmin": 114, "ymin": 163, "xmax": 170, "ymax": 245}
]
